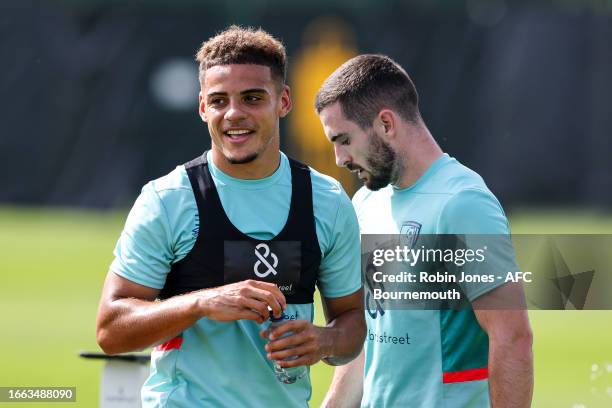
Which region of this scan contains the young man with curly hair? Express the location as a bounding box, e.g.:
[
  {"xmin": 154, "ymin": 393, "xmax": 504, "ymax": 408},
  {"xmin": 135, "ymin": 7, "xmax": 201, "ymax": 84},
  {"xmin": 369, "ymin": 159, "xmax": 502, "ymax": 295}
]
[{"xmin": 96, "ymin": 26, "xmax": 365, "ymax": 407}]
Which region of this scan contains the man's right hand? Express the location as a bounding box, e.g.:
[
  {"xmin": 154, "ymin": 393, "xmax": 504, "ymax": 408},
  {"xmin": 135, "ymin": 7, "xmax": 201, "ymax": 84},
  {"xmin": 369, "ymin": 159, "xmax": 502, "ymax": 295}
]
[
  {"xmin": 196, "ymin": 279, "xmax": 286, "ymax": 324},
  {"xmin": 96, "ymin": 272, "xmax": 286, "ymax": 355}
]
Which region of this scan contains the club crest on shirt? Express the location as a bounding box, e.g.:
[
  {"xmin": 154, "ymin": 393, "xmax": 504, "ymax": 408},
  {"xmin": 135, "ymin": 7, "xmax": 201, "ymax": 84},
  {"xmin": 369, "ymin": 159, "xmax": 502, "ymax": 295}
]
[{"xmin": 400, "ymin": 221, "xmax": 422, "ymax": 249}]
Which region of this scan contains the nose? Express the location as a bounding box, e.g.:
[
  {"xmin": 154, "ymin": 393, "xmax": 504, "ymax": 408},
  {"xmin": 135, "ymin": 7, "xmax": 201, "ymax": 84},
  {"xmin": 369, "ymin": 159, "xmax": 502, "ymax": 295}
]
[
  {"xmin": 334, "ymin": 145, "xmax": 351, "ymax": 168},
  {"xmin": 224, "ymin": 99, "xmax": 246, "ymax": 122}
]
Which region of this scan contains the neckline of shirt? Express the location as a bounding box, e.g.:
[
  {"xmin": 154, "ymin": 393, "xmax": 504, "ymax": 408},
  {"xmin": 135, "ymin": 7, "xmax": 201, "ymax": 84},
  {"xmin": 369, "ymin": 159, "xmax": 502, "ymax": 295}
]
[
  {"xmin": 206, "ymin": 150, "xmax": 288, "ymax": 190},
  {"xmin": 391, "ymin": 153, "xmax": 452, "ymax": 193}
]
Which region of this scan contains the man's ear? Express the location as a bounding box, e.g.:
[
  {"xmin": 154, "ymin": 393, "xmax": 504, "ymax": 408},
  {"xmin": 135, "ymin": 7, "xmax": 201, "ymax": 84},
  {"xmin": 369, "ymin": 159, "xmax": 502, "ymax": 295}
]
[
  {"xmin": 278, "ymin": 85, "xmax": 292, "ymax": 118},
  {"xmin": 198, "ymin": 93, "xmax": 207, "ymax": 123},
  {"xmin": 378, "ymin": 109, "xmax": 396, "ymax": 139}
]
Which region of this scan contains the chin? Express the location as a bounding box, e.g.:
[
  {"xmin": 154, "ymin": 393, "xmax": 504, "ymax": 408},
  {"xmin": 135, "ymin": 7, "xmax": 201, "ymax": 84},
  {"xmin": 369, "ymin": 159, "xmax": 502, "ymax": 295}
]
[
  {"xmin": 224, "ymin": 151, "xmax": 259, "ymax": 165},
  {"xmin": 365, "ymin": 177, "xmax": 390, "ymax": 191},
  {"xmin": 365, "ymin": 183, "xmax": 385, "ymax": 191}
]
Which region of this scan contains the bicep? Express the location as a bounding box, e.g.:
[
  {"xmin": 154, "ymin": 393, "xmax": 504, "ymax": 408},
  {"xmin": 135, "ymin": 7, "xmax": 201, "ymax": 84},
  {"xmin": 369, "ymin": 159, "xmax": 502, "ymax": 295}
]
[
  {"xmin": 111, "ymin": 184, "xmax": 175, "ymax": 289},
  {"xmin": 101, "ymin": 270, "xmax": 160, "ymax": 304},
  {"xmin": 472, "ymin": 283, "xmax": 530, "ymax": 339}
]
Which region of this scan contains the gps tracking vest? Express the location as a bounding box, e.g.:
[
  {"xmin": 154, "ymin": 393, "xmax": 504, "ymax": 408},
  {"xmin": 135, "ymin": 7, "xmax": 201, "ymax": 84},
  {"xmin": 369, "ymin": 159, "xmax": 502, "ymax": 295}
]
[{"xmin": 158, "ymin": 153, "xmax": 321, "ymax": 304}]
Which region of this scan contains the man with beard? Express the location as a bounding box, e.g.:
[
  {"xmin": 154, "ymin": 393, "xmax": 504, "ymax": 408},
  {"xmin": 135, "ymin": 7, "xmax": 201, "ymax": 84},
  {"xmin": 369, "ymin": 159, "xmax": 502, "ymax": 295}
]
[
  {"xmin": 96, "ymin": 26, "xmax": 365, "ymax": 407},
  {"xmin": 315, "ymin": 55, "xmax": 533, "ymax": 407}
]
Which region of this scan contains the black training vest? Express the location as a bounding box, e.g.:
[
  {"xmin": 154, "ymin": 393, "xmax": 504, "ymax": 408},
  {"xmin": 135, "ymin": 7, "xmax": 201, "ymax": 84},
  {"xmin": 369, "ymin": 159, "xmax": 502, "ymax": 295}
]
[{"xmin": 158, "ymin": 153, "xmax": 321, "ymax": 304}]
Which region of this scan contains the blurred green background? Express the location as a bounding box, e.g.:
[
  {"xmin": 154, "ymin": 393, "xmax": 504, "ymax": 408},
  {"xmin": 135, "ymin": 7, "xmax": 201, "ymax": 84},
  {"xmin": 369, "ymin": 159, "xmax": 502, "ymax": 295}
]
[
  {"xmin": 2, "ymin": 1, "xmax": 611, "ymax": 407},
  {"xmin": 0, "ymin": 207, "xmax": 610, "ymax": 407}
]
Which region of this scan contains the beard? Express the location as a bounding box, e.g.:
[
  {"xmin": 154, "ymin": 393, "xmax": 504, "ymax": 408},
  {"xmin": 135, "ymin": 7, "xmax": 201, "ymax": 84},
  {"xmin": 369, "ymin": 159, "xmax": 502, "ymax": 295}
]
[
  {"xmin": 224, "ymin": 152, "xmax": 258, "ymax": 164},
  {"xmin": 362, "ymin": 130, "xmax": 400, "ymax": 190}
]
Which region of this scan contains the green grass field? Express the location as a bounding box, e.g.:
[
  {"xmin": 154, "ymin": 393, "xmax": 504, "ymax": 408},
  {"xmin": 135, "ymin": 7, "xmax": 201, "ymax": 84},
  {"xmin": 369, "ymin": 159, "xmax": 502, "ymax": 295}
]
[{"xmin": 0, "ymin": 207, "xmax": 611, "ymax": 407}]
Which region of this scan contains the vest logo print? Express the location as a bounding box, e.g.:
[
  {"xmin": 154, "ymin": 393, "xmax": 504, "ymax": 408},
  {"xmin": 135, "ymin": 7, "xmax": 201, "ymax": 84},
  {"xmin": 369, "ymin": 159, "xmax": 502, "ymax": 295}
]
[
  {"xmin": 254, "ymin": 243, "xmax": 279, "ymax": 278},
  {"xmin": 224, "ymin": 240, "xmax": 301, "ymax": 296}
]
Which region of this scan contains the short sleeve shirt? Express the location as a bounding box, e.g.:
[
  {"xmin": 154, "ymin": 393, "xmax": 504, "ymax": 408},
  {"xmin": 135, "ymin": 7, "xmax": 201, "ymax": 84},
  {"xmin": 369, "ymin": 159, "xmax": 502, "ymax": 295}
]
[{"xmin": 110, "ymin": 151, "xmax": 361, "ymax": 407}]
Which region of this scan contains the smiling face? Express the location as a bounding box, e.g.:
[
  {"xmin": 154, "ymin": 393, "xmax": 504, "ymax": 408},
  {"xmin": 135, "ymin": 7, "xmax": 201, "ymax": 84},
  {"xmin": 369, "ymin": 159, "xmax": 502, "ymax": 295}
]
[
  {"xmin": 199, "ymin": 64, "xmax": 291, "ymax": 175},
  {"xmin": 319, "ymin": 102, "xmax": 399, "ymax": 190}
]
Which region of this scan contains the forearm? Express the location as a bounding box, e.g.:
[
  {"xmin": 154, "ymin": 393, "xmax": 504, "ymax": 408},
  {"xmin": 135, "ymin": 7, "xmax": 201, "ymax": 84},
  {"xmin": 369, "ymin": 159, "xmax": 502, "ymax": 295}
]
[
  {"xmin": 98, "ymin": 274, "xmax": 286, "ymax": 355},
  {"xmin": 488, "ymin": 332, "xmax": 533, "ymax": 407},
  {"xmin": 96, "ymin": 294, "xmax": 200, "ymax": 355},
  {"xmin": 321, "ymin": 308, "xmax": 366, "ymax": 365},
  {"xmin": 322, "ymin": 349, "xmax": 364, "ymax": 408}
]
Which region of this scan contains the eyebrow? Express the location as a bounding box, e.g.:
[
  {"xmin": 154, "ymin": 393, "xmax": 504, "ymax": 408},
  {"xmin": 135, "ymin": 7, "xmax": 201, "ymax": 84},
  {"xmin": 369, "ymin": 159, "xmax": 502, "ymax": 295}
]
[
  {"xmin": 330, "ymin": 133, "xmax": 349, "ymax": 143},
  {"xmin": 206, "ymin": 88, "xmax": 269, "ymax": 97}
]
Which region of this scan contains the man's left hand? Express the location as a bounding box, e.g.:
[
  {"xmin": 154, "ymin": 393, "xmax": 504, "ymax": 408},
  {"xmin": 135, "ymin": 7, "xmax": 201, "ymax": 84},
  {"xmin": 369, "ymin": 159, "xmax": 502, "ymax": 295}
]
[{"xmin": 260, "ymin": 320, "xmax": 331, "ymax": 367}]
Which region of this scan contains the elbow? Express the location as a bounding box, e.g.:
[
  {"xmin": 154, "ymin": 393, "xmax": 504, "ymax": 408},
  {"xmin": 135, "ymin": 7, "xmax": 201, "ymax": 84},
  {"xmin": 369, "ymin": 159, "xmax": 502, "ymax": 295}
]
[
  {"xmin": 325, "ymin": 311, "xmax": 366, "ymax": 366},
  {"xmin": 96, "ymin": 326, "xmax": 121, "ymax": 355},
  {"xmin": 502, "ymin": 323, "xmax": 533, "ymax": 358},
  {"xmin": 346, "ymin": 310, "xmax": 366, "ymax": 358},
  {"xmin": 515, "ymin": 325, "xmax": 533, "ymax": 354},
  {"xmin": 344, "ymin": 312, "xmax": 367, "ymax": 363},
  {"xmin": 356, "ymin": 315, "xmax": 366, "ymax": 346},
  {"xmin": 96, "ymin": 303, "xmax": 126, "ymax": 355},
  {"xmin": 512, "ymin": 318, "xmax": 533, "ymax": 345},
  {"xmin": 96, "ymin": 312, "xmax": 128, "ymax": 355}
]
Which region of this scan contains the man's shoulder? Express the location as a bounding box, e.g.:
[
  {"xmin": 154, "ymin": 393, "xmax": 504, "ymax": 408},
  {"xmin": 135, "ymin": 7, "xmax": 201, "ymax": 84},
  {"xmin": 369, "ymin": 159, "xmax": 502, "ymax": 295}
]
[
  {"xmin": 305, "ymin": 166, "xmax": 355, "ymax": 225},
  {"xmin": 137, "ymin": 165, "xmax": 197, "ymax": 223},
  {"xmin": 426, "ymin": 157, "xmax": 485, "ymax": 193},
  {"xmin": 147, "ymin": 165, "xmax": 192, "ymax": 198},
  {"xmin": 308, "ymin": 166, "xmax": 344, "ymax": 196},
  {"xmin": 436, "ymin": 159, "xmax": 500, "ymax": 205},
  {"xmin": 436, "ymin": 161, "xmax": 508, "ymax": 234}
]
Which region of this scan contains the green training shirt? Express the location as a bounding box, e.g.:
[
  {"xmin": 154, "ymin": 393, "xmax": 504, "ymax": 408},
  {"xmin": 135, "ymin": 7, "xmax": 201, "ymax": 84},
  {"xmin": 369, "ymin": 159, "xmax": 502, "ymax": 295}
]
[
  {"xmin": 354, "ymin": 153, "xmax": 515, "ymax": 408},
  {"xmin": 110, "ymin": 151, "xmax": 362, "ymax": 407}
]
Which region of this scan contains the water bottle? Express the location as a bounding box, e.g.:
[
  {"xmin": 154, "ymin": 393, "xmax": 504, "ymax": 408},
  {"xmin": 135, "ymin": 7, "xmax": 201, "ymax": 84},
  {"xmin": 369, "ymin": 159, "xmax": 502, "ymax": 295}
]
[{"xmin": 268, "ymin": 312, "xmax": 308, "ymax": 384}]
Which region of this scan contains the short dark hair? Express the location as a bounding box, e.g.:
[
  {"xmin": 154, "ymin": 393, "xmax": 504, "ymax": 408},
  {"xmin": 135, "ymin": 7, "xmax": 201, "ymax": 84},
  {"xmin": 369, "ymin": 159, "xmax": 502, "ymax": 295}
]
[
  {"xmin": 195, "ymin": 25, "xmax": 287, "ymax": 85},
  {"xmin": 315, "ymin": 54, "xmax": 420, "ymax": 128}
]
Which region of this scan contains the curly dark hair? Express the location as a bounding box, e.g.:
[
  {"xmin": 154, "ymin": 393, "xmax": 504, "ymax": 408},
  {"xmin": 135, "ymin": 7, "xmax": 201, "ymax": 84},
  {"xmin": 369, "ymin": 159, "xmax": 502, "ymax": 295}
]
[{"xmin": 195, "ymin": 25, "xmax": 287, "ymax": 85}]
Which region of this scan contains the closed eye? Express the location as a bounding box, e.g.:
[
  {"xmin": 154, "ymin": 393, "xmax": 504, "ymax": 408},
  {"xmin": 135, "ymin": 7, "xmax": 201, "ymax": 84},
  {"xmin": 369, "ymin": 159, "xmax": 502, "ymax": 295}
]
[
  {"xmin": 330, "ymin": 132, "xmax": 350, "ymax": 145},
  {"xmin": 337, "ymin": 135, "xmax": 350, "ymax": 146}
]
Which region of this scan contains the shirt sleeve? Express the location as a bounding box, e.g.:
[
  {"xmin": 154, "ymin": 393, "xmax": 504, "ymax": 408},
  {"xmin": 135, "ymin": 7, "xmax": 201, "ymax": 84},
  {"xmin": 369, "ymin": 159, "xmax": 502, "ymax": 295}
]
[
  {"xmin": 437, "ymin": 188, "xmax": 518, "ymax": 301},
  {"xmin": 316, "ymin": 189, "xmax": 363, "ymax": 298},
  {"xmin": 109, "ymin": 182, "xmax": 174, "ymax": 289}
]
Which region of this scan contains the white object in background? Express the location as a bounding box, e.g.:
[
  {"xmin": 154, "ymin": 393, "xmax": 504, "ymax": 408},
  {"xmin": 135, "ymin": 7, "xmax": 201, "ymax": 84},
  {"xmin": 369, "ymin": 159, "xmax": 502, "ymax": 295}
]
[
  {"xmin": 80, "ymin": 352, "xmax": 150, "ymax": 408},
  {"xmin": 100, "ymin": 359, "xmax": 150, "ymax": 407}
]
